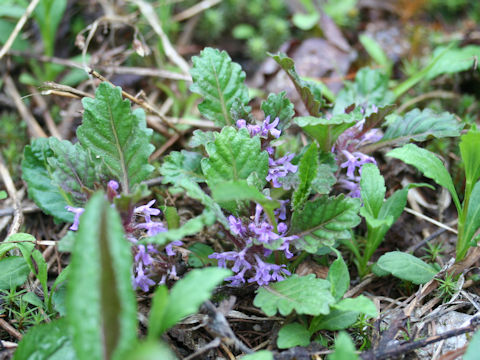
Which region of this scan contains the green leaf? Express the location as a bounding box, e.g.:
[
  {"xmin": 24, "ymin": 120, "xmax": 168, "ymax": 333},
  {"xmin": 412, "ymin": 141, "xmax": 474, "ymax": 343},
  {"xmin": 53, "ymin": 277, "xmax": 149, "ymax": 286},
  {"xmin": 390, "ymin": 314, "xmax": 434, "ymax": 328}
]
[
  {"xmin": 254, "ymin": 274, "xmax": 334, "ymax": 316},
  {"xmin": 293, "ymin": 143, "xmax": 318, "ymax": 210},
  {"xmin": 190, "ymin": 47, "xmax": 249, "ymax": 126},
  {"xmin": 271, "ymin": 53, "xmax": 324, "ymax": 116},
  {"xmin": 333, "ymin": 296, "xmax": 378, "ymax": 318},
  {"xmin": 464, "ymin": 329, "xmax": 480, "ymax": 360},
  {"xmin": 327, "ymin": 255, "xmax": 350, "ymax": 301},
  {"xmin": 294, "ymin": 109, "xmax": 362, "ymax": 152},
  {"xmin": 201, "ymin": 127, "xmax": 269, "ymax": 188},
  {"xmin": 47, "ymin": 137, "xmax": 97, "ymax": 205},
  {"xmin": 328, "ymin": 332, "xmax": 359, "ymax": 360},
  {"xmin": 67, "ymin": 192, "xmax": 137, "ymax": 360},
  {"xmin": 14, "ymin": 318, "xmax": 76, "ymax": 360},
  {"xmin": 460, "ymin": 129, "xmax": 480, "ymax": 193},
  {"xmin": 148, "ymin": 267, "xmax": 231, "ymax": 337},
  {"xmin": 0, "ymin": 232, "xmax": 35, "ymax": 257},
  {"xmin": 360, "ymin": 163, "xmax": 385, "ymax": 218},
  {"xmin": 188, "ymin": 243, "xmax": 216, "ymax": 267},
  {"xmin": 77, "ymin": 82, "xmax": 154, "ymax": 193},
  {"xmin": 377, "ymin": 251, "xmax": 437, "ymax": 284},
  {"xmin": 367, "ymin": 109, "xmax": 462, "ymax": 152},
  {"xmin": 22, "ymin": 138, "xmax": 74, "ymax": 222},
  {"xmin": 426, "ymin": 45, "xmax": 480, "ymax": 80},
  {"xmin": 124, "ymin": 340, "xmax": 177, "ymax": 360},
  {"xmin": 387, "ymin": 144, "xmax": 461, "ymax": 213},
  {"xmin": 33, "ymin": 0, "xmax": 67, "ymax": 56},
  {"xmin": 277, "ymin": 322, "xmax": 311, "ymax": 349},
  {"xmin": 240, "ymin": 350, "xmax": 274, "ymax": 360},
  {"xmin": 292, "ymin": 12, "xmax": 319, "ymax": 30},
  {"xmin": 0, "ymin": 256, "xmax": 30, "ymax": 289},
  {"xmin": 261, "ymin": 91, "xmax": 295, "ymax": 131},
  {"xmin": 230, "ymin": 98, "xmax": 253, "ymax": 123},
  {"xmin": 22, "ymin": 291, "xmax": 44, "ymax": 308},
  {"xmin": 0, "ymin": 190, "xmax": 6, "ymax": 199},
  {"xmin": 163, "ymin": 206, "xmax": 180, "ymax": 229},
  {"xmin": 359, "ymin": 34, "xmax": 392, "ymax": 74},
  {"xmin": 464, "ymin": 181, "xmax": 480, "ymax": 246},
  {"xmin": 160, "ymin": 150, "xmax": 204, "ymax": 184},
  {"xmin": 291, "ymin": 195, "xmax": 361, "ymax": 253},
  {"xmin": 310, "ymin": 309, "xmax": 359, "ymax": 331},
  {"xmin": 189, "ymin": 130, "xmax": 215, "ymax": 148}
]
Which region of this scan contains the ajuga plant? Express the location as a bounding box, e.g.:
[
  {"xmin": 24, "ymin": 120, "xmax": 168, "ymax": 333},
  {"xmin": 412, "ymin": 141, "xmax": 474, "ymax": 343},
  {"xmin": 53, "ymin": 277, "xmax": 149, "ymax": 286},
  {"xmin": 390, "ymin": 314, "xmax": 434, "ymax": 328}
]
[{"xmin": 14, "ymin": 46, "xmax": 472, "ymax": 358}]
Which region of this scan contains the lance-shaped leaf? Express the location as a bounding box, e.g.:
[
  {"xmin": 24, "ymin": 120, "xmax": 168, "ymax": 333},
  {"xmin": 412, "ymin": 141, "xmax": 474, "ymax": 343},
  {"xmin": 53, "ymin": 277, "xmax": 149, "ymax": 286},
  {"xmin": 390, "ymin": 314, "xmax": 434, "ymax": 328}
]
[
  {"xmin": 291, "ymin": 195, "xmax": 361, "ymax": 253},
  {"xmin": 271, "ymin": 53, "xmax": 324, "ymax": 116},
  {"xmin": 261, "ymin": 91, "xmax": 295, "ymax": 131},
  {"xmin": 159, "ymin": 150, "xmax": 204, "ymax": 184},
  {"xmin": 67, "ymin": 192, "xmax": 137, "ymax": 360},
  {"xmin": 295, "ymin": 109, "xmax": 362, "ymax": 152},
  {"xmin": 48, "ymin": 137, "xmax": 98, "ymax": 205},
  {"xmin": 365, "ymin": 108, "xmax": 461, "ymax": 152},
  {"xmin": 77, "ymin": 82, "xmax": 154, "ymax": 193},
  {"xmin": 190, "ymin": 47, "xmax": 249, "ymax": 126},
  {"xmin": 254, "ymin": 274, "xmax": 334, "ymax": 316},
  {"xmin": 292, "ymin": 143, "xmax": 318, "ymax": 210},
  {"xmin": 464, "ymin": 181, "xmax": 480, "ymax": 247},
  {"xmin": 460, "ymin": 129, "xmax": 480, "ymax": 196},
  {"xmin": 360, "ymin": 163, "xmax": 385, "ymax": 218},
  {"xmin": 201, "ymin": 127, "xmax": 269, "ymax": 188},
  {"xmin": 22, "ymin": 138, "xmax": 74, "ymax": 222}
]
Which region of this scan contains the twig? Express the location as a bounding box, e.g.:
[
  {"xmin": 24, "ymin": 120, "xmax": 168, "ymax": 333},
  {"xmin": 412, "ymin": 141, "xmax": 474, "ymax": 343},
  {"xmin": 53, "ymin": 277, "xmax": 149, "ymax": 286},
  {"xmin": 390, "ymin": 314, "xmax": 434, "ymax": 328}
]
[
  {"xmin": 0, "ymin": 203, "xmax": 39, "ymax": 217},
  {"xmin": 0, "ymin": 0, "xmax": 41, "ymax": 60},
  {"xmin": 396, "ymin": 91, "xmax": 458, "ymax": 114},
  {"xmin": 0, "ymin": 153, "xmax": 23, "ymax": 237},
  {"xmin": 98, "ymin": 65, "xmax": 191, "ymax": 81},
  {"xmin": 150, "ymin": 133, "xmax": 181, "ymax": 160},
  {"xmin": 404, "ymin": 207, "xmax": 458, "ymax": 234},
  {"xmin": 0, "ymin": 319, "xmax": 22, "ymax": 340},
  {"xmin": 134, "ymin": 0, "xmax": 190, "ymax": 75},
  {"xmin": 183, "ymin": 337, "xmax": 221, "ymax": 360},
  {"xmin": 42, "ymin": 82, "xmax": 94, "ymax": 99},
  {"xmin": 173, "ymin": 0, "xmax": 221, "ymax": 22},
  {"xmin": 4, "ymin": 75, "xmax": 47, "ymax": 138}
]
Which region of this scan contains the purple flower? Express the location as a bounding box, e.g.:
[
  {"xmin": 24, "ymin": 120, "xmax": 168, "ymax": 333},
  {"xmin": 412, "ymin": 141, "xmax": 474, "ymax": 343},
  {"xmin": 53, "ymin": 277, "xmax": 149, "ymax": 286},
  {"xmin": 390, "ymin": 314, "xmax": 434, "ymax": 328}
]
[
  {"xmin": 228, "ymin": 215, "xmax": 246, "ymax": 236},
  {"xmin": 65, "ymin": 206, "xmax": 85, "ymax": 231},
  {"xmin": 134, "ymin": 200, "xmax": 161, "ymax": 222},
  {"xmin": 266, "ymin": 153, "xmax": 298, "ymax": 188},
  {"xmin": 165, "ymin": 240, "xmax": 184, "ymax": 256},
  {"xmin": 248, "ymin": 255, "xmax": 291, "ymax": 286},
  {"xmin": 136, "ymin": 221, "xmax": 167, "ymax": 236},
  {"xmin": 133, "ymin": 264, "xmax": 155, "ymax": 291},
  {"xmin": 135, "ymin": 245, "xmax": 153, "ymax": 265},
  {"xmin": 236, "ymin": 116, "xmax": 282, "ymax": 139}
]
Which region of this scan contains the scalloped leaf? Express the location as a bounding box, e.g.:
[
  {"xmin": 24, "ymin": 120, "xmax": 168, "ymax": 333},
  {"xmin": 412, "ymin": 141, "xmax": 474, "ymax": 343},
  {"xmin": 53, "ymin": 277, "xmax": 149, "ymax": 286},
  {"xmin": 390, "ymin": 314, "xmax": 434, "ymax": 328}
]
[
  {"xmin": 77, "ymin": 82, "xmax": 154, "ymax": 193},
  {"xmin": 190, "ymin": 47, "xmax": 249, "ymax": 126},
  {"xmin": 67, "ymin": 192, "xmax": 137, "ymax": 360},
  {"xmin": 159, "ymin": 150, "xmax": 204, "ymax": 184},
  {"xmin": 291, "ymin": 195, "xmax": 361, "ymax": 253},
  {"xmin": 271, "ymin": 53, "xmax": 324, "ymax": 116},
  {"xmin": 188, "ymin": 130, "xmax": 215, "ymax": 148},
  {"xmin": 201, "ymin": 127, "xmax": 269, "ymax": 188},
  {"xmin": 254, "ymin": 274, "xmax": 334, "ymax": 316},
  {"xmin": 22, "ymin": 138, "xmax": 74, "ymax": 222},
  {"xmin": 261, "ymin": 91, "xmax": 295, "ymax": 131}
]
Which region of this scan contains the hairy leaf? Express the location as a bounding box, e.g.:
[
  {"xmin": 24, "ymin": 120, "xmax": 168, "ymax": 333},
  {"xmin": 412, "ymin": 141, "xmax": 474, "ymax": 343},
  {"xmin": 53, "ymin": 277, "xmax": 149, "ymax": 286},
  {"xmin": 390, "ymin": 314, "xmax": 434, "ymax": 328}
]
[
  {"xmin": 201, "ymin": 127, "xmax": 269, "ymax": 188},
  {"xmin": 190, "ymin": 47, "xmax": 249, "ymax": 126},
  {"xmin": 22, "ymin": 138, "xmax": 74, "ymax": 222},
  {"xmin": 293, "ymin": 143, "xmax": 318, "ymax": 211},
  {"xmin": 360, "ymin": 163, "xmax": 385, "ymax": 218},
  {"xmin": 271, "ymin": 53, "xmax": 324, "ymax": 116},
  {"xmin": 254, "ymin": 274, "xmax": 334, "ymax": 316},
  {"xmin": 277, "ymin": 323, "xmax": 311, "ymax": 349},
  {"xmin": 261, "ymin": 91, "xmax": 295, "ymax": 131},
  {"xmin": 328, "ymin": 332, "xmax": 359, "ymax": 360},
  {"xmin": 160, "ymin": 150, "xmax": 204, "ymax": 184},
  {"xmin": 77, "ymin": 82, "xmax": 154, "ymax": 193},
  {"xmin": 0, "ymin": 256, "xmax": 30, "ymax": 289},
  {"xmin": 230, "ymin": 99, "xmax": 253, "ymax": 123},
  {"xmin": 188, "ymin": 130, "xmax": 215, "ymax": 148},
  {"xmin": 387, "ymin": 144, "xmax": 461, "ymax": 212},
  {"xmin": 149, "ymin": 267, "xmax": 231, "ymax": 336},
  {"xmin": 377, "ymin": 251, "xmax": 437, "ymax": 284},
  {"xmin": 291, "ymin": 195, "xmax": 361, "ymax": 253},
  {"xmin": 67, "ymin": 192, "xmax": 137, "ymax": 360}
]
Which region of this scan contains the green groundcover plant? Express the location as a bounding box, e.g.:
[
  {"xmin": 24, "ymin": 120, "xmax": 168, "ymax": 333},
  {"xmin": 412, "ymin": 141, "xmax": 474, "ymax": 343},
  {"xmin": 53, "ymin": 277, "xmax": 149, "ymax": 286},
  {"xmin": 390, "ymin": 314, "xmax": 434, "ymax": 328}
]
[{"xmin": 3, "ymin": 46, "xmax": 479, "ymax": 358}]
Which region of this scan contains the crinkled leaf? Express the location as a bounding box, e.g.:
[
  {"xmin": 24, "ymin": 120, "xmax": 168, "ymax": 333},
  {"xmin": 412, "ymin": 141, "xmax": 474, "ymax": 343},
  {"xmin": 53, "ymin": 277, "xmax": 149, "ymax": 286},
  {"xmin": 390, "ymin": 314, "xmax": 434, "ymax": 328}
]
[
  {"xmin": 310, "ymin": 309, "xmax": 359, "ymax": 331},
  {"xmin": 14, "ymin": 318, "xmax": 76, "ymax": 360},
  {"xmin": 189, "ymin": 130, "xmax": 215, "ymax": 148},
  {"xmin": 460, "ymin": 129, "xmax": 480, "ymax": 192},
  {"xmin": 464, "ymin": 181, "xmax": 480, "ymax": 246},
  {"xmin": 291, "ymin": 195, "xmax": 361, "ymax": 253},
  {"xmin": 360, "ymin": 104, "xmax": 396, "ymax": 137},
  {"xmin": 22, "ymin": 138, "xmax": 74, "ymax": 222},
  {"xmin": 387, "ymin": 144, "xmax": 461, "ymax": 212},
  {"xmin": 328, "ymin": 332, "xmax": 359, "ymax": 360},
  {"xmin": 277, "ymin": 322, "xmax": 311, "ymax": 349},
  {"xmin": 377, "ymin": 251, "xmax": 437, "ymax": 284},
  {"xmin": 230, "ymin": 99, "xmax": 253, "ymax": 123},
  {"xmin": 261, "ymin": 91, "xmax": 295, "ymax": 131},
  {"xmin": 0, "ymin": 256, "xmax": 30, "ymax": 289},
  {"xmin": 333, "ymin": 296, "xmax": 378, "ymax": 318},
  {"xmin": 426, "ymin": 45, "xmax": 480, "ymax": 80},
  {"xmin": 149, "ymin": 267, "xmax": 231, "ymax": 336},
  {"xmin": 190, "ymin": 47, "xmax": 249, "ymax": 126},
  {"xmin": 160, "ymin": 150, "xmax": 204, "ymax": 184},
  {"xmin": 77, "ymin": 82, "xmax": 154, "ymax": 192},
  {"xmin": 334, "ymin": 68, "xmax": 394, "ymax": 115},
  {"xmin": 67, "ymin": 192, "xmax": 137, "ymax": 360},
  {"xmin": 327, "ymin": 255, "xmax": 350, "ymax": 301},
  {"xmin": 271, "ymin": 53, "xmax": 324, "ymax": 116},
  {"xmin": 201, "ymin": 127, "xmax": 269, "ymax": 189},
  {"xmin": 47, "ymin": 137, "xmax": 97, "ymax": 205},
  {"xmin": 254, "ymin": 274, "xmax": 334, "ymax": 316},
  {"xmin": 367, "ymin": 109, "xmax": 462, "ymax": 152},
  {"xmin": 360, "ymin": 163, "xmax": 385, "ymax": 218},
  {"xmin": 293, "ymin": 143, "xmax": 318, "ymax": 211}
]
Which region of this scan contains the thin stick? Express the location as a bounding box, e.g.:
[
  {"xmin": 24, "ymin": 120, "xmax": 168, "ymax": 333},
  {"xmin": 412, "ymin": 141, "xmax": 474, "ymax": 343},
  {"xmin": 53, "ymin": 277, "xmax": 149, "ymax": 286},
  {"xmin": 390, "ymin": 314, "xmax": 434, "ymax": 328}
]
[
  {"xmin": 173, "ymin": 0, "xmax": 221, "ymax": 22},
  {"xmin": 404, "ymin": 207, "xmax": 458, "ymax": 234},
  {"xmin": 150, "ymin": 133, "xmax": 181, "ymax": 160},
  {"xmin": 0, "ymin": 319, "xmax": 22, "ymax": 340},
  {"xmin": 396, "ymin": 91, "xmax": 458, "ymax": 114},
  {"xmin": 0, "ymin": 153, "xmax": 23, "ymax": 237},
  {"xmin": 0, "ymin": 0, "xmax": 41, "ymax": 60}
]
